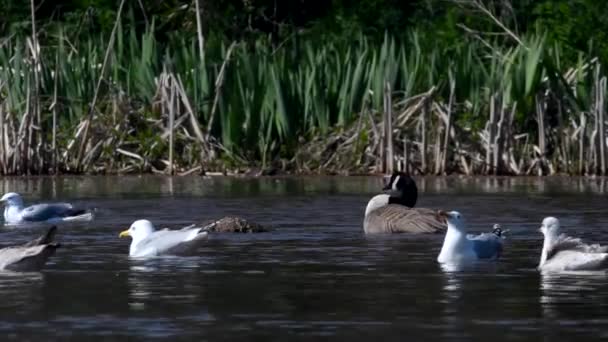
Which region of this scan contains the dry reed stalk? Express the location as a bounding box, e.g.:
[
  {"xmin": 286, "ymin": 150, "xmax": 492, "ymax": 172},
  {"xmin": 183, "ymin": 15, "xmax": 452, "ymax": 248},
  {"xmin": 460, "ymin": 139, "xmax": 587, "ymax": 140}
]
[
  {"xmin": 420, "ymin": 98, "xmax": 429, "ymax": 173},
  {"xmin": 441, "ymin": 77, "xmax": 455, "ymax": 174},
  {"xmin": 493, "ymin": 99, "xmax": 505, "ymax": 174},
  {"xmin": 578, "ymin": 112, "xmax": 586, "ymax": 174},
  {"xmin": 403, "ymin": 137, "xmax": 409, "ymax": 173},
  {"xmin": 168, "ymin": 74, "xmax": 176, "ymax": 175},
  {"xmin": 0, "ymin": 102, "xmax": 4, "ymax": 174},
  {"xmin": 599, "ymin": 76, "xmax": 606, "ymax": 175},
  {"xmin": 51, "ymin": 51, "xmax": 59, "ymax": 174},
  {"xmin": 75, "ymin": 0, "xmax": 127, "ymax": 171},
  {"xmin": 195, "ymin": 0, "xmax": 205, "ymax": 61},
  {"xmin": 535, "ymin": 94, "xmax": 546, "ymax": 175},
  {"xmin": 433, "ymin": 110, "xmax": 442, "ymax": 175},
  {"xmin": 29, "ymin": 0, "xmax": 40, "ymax": 175},
  {"xmin": 383, "ymin": 82, "xmax": 394, "ymax": 173},
  {"xmin": 486, "ymin": 94, "xmax": 496, "ymax": 174}
]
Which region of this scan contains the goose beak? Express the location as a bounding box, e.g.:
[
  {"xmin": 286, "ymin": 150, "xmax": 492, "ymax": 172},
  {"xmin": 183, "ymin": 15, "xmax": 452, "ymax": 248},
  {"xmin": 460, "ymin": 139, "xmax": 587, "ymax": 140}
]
[
  {"xmin": 437, "ymin": 210, "xmax": 450, "ymax": 222},
  {"xmin": 118, "ymin": 229, "xmax": 130, "ymax": 238}
]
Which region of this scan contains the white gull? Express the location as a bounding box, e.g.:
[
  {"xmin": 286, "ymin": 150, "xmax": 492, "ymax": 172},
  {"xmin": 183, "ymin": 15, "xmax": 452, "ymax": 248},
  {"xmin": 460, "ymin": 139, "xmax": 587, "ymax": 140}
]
[
  {"xmin": 437, "ymin": 211, "xmax": 505, "ymax": 264},
  {"xmin": 538, "ymin": 216, "xmax": 608, "ymax": 272},
  {"xmin": 119, "ymin": 219, "xmax": 209, "ymax": 257},
  {"xmin": 1, "ymin": 192, "xmax": 93, "ymax": 226}
]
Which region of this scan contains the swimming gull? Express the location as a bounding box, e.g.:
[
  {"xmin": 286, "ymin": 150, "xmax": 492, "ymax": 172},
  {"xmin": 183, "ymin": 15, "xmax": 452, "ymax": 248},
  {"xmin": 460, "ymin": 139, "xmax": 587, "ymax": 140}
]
[
  {"xmin": 0, "ymin": 226, "xmax": 60, "ymax": 271},
  {"xmin": 1, "ymin": 192, "xmax": 93, "ymax": 225},
  {"xmin": 437, "ymin": 211, "xmax": 505, "ymax": 264},
  {"xmin": 119, "ymin": 219, "xmax": 209, "ymax": 257},
  {"xmin": 538, "ymin": 216, "xmax": 608, "ymax": 272}
]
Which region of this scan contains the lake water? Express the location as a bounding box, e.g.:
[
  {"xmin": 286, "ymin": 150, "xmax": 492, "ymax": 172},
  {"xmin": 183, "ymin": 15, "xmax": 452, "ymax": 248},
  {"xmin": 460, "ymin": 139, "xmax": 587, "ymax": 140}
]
[{"xmin": 0, "ymin": 175, "xmax": 607, "ymax": 341}]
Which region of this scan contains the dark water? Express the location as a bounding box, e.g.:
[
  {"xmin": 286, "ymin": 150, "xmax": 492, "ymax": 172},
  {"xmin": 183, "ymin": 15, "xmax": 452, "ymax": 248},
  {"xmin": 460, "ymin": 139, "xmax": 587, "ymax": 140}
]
[{"xmin": 0, "ymin": 176, "xmax": 608, "ymax": 341}]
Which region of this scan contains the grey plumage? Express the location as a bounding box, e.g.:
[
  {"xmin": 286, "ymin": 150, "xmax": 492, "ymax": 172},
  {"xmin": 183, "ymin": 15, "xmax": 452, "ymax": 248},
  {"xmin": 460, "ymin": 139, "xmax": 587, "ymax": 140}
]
[
  {"xmin": 468, "ymin": 232, "xmax": 504, "ymax": 259},
  {"xmin": 364, "ymin": 205, "xmax": 445, "ymax": 234},
  {"xmin": 0, "ymin": 226, "xmax": 60, "ymax": 271},
  {"xmin": 546, "ymin": 234, "xmax": 608, "ymax": 262},
  {"xmin": 20, "ymin": 203, "xmax": 86, "ymax": 222}
]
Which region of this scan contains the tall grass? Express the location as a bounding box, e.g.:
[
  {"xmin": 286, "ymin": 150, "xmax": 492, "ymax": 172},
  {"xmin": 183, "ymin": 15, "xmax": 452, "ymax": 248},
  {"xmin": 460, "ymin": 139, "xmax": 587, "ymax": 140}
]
[{"xmin": 0, "ymin": 21, "xmax": 607, "ymax": 175}]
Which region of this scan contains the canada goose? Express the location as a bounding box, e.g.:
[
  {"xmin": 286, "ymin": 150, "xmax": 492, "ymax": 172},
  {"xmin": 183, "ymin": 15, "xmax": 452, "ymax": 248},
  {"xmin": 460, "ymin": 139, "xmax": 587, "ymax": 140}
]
[
  {"xmin": 1, "ymin": 192, "xmax": 93, "ymax": 225},
  {"xmin": 437, "ymin": 211, "xmax": 504, "ymax": 264},
  {"xmin": 538, "ymin": 217, "xmax": 608, "ymax": 272},
  {"xmin": 363, "ymin": 172, "xmax": 446, "ymax": 234},
  {"xmin": 0, "ymin": 226, "xmax": 60, "ymax": 271},
  {"xmin": 119, "ymin": 219, "xmax": 209, "ymax": 257},
  {"xmin": 198, "ymin": 216, "xmax": 269, "ymax": 233}
]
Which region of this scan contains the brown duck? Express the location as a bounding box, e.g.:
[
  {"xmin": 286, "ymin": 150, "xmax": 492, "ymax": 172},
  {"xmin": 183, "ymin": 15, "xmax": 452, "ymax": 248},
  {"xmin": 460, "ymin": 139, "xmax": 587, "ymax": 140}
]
[{"xmin": 363, "ymin": 172, "xmax": 446, "ymax": 234}]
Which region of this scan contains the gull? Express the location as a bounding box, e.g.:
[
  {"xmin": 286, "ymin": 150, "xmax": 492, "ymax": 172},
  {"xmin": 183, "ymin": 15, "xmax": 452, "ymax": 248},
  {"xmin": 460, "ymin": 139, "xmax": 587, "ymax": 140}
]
[
  {"xmin": 0, "ymin": 226, "xmax": 60, "ymax": 271},
  {"xmin": 1, "ymin": 192, "xmax": 93, "ymax": 225},
  {"xmin": 119, "ymin": 219, "xmax": 209, "ymax": 257},
  {"xmin": 538, "ymin": 216, "xmax": 608, "ymax": 272},
  {"xmin": 437, "ymin": 211, "xmax": 505, "ymax": 264}
]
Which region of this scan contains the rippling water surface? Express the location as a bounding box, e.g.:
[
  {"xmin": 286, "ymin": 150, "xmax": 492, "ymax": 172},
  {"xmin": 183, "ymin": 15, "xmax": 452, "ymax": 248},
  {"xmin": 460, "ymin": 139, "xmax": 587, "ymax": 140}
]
[{"xmin": 0, "ymin": 175, "xmax": 607, "ymax": 341}]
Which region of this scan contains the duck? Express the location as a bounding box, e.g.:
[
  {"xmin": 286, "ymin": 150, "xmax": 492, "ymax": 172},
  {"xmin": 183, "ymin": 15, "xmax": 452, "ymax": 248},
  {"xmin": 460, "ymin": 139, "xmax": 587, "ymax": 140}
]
[
  {"xmin": 119, "ymin": 219, "xmax": 209, "ymax": 257},
  {"xmin": 363, "ymin": 172, "xmax": 446, "ymax": 234},
  {"xmin": 437, "ymin": 211, "xmax": 504, "ymax": 264},
  {"xmin": 0, "ymin": 226, "xmax": 61, "ymax": 271},
  {"xmin": 198, "ymin": 216, "xmax": 269, "ymax": 233},
  {"xmin": 1, "ymin": 192, "xmax": 93, "ymax": 225},
  {"xmin": 538, "ymin": 216, "xmax": 608, "ymax": 272}
]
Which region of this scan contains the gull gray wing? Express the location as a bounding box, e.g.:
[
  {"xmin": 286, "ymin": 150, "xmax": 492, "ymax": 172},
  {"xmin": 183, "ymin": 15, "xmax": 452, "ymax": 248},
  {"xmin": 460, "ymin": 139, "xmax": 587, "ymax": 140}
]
[
  {"xmin": 363, "ymin": 205, "xmax": 446, "ymax": 234},
  {"xmin": 20, "ymin": 203, "xmax": 86, "ymax": 222},
  {"xmin": 135, "ymin": 227, "xmax": 208, "ymax": 256},
  {"xmin": 546, "ymin": 250, "xmax": 608, "ymax": 271},
  {"xmin": 546, "ymin": 234, "xmax": 608, "ymax": 261},
  {"xmin": 469, "ymin": 233, "xmax": 503, "ymax": 259}
]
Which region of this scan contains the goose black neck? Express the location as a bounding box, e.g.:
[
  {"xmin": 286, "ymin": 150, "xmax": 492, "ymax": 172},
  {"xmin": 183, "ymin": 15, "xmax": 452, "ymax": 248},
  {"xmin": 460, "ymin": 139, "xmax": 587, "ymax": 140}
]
[{"xmin": 385, "ymin": 172, "xmax": 418, "ymax": 208}]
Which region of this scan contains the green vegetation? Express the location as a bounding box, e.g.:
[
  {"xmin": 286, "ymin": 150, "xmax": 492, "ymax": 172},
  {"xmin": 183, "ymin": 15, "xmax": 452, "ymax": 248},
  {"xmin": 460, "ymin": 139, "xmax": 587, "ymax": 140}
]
[{"xmin": 0, "ymin": 1, "xmax": 607, "ymax": 175}]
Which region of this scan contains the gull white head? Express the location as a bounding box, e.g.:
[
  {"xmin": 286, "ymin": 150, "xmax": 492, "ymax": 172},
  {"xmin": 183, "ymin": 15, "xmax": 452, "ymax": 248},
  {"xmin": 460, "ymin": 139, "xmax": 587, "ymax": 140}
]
[
  {"xmin": 0, "ymin": 192, "xmax": 24, "ymax": 208},
  {"xmin": 119, "ymin": 219, "xmax": 156, "ymax": 245},
  {"xmin": 439, "ymin": 210, "xmax": 466, "ymax": 232},
  {"xmin": 540, "ymin": 216, "xmax": 560, "ymax": 238}
]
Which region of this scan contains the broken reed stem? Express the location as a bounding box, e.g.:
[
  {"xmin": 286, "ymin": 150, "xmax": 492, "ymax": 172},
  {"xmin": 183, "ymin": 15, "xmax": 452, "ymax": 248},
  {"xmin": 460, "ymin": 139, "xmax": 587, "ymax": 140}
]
[
  {"xmin": 207, "ymin": 41, "xmax": 237, "ymax": 137},
  {"xmin": 75, "ymin": 0, "xmax": 127, "ymax": 171}
]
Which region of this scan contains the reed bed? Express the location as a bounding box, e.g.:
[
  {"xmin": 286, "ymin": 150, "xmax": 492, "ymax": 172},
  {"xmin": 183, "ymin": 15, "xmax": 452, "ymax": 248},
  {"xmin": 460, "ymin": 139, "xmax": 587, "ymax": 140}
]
[{"xmin": 0, "ymin": 22, "xmax": 607, "ymax": 176}]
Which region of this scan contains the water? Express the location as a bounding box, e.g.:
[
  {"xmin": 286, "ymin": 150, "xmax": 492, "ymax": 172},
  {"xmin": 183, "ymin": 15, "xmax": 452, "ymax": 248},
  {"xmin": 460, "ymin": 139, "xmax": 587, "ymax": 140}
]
[{"xmin": 0, "ymin": 175, "xmax": 607, "ymax": 341}]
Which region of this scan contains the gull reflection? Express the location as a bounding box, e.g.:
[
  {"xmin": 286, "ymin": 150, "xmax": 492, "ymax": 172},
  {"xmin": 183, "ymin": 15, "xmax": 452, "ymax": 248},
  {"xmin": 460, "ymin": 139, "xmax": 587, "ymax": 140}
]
[
  {"xmin": 439, "ymin": 262, "xmax": 466, "ymax": 299},
  {"xmin": 540, "ymin": 270, "xmax": 608, "ymax": 318},
  {"xmin": 126, "ymin": 256, "xmax": 205, "ymax": 310}
]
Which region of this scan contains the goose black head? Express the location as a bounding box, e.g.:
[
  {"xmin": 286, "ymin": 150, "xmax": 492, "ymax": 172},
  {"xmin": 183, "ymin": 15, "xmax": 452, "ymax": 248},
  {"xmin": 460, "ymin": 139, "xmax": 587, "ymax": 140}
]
[{"xmin": 382, "ymin": 172, "xmax": 417, "ymax": 208}]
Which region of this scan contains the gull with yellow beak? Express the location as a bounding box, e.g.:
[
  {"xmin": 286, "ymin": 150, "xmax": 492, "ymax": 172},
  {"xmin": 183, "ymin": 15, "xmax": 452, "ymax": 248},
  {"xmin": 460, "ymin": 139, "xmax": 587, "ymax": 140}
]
[{"xmin": 119, "ymin": 219, "xmax": 209, "ymax": 257}]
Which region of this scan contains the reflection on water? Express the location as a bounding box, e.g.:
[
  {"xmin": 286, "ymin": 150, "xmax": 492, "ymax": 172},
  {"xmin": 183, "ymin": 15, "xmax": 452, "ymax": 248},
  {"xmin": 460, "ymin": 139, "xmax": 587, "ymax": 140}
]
[{"xmin": 0, "ymin": 176, "xmax": 606, "ymax": 340}]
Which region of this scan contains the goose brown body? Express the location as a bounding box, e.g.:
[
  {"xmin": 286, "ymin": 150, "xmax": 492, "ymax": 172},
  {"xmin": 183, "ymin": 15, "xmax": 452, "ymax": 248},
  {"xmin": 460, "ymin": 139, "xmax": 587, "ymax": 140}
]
[
  {"xmin": 363, "ymin": 172, "xmax": 446, "ymax": 234},
  {"xmin": 364, "ymin": 205, "xmax": 445, "ymax": 234}
]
